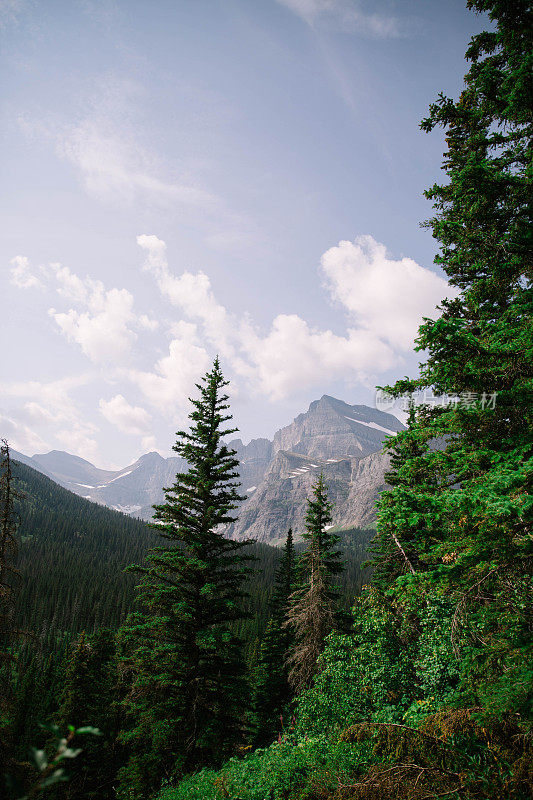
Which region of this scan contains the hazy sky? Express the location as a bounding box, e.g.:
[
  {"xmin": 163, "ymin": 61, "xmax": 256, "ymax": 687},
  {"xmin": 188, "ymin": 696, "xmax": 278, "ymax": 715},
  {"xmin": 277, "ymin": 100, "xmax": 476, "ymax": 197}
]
[{"xmin": 1, "ymin": 0, "xmax": 486, "ymax": 468}]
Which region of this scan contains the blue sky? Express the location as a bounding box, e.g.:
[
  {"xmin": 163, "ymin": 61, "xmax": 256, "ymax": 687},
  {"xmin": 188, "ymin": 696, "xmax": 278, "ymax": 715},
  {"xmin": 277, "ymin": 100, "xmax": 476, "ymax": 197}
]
[{"xmin": 1, "ymin": 0, "xmax": 486, "ymax": 467}]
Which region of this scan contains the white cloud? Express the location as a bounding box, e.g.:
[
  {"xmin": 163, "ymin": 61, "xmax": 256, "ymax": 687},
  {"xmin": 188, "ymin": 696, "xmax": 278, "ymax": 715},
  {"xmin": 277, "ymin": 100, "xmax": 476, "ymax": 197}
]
[
  {"xmin": 276, "ymin": 0, "xmax": 406, "ymax": 37},
  {"xmin": 17, "ymin": 75, "xmax": 258, "ymax": 254},
  {"xmin": 320, "ymin": 235, "xmax": 451, "ymax": 351},
  {"xmin": 0, "ymin": 375, "xmax": 102, "ymax": 463},
  {"xmin": 49, "ymin": 278, "xmax": 136, "ymax": 363},
  {"xmin": 137, "ymin": 232, "xmax": 452, "ymax": 402},
  {"xmin": 141, "ymin": 435, "xmax": 157, "ymax": 452},
  {"xmin": 22, "ymin": 401, "xmax": 57, "ymax": 425},
  {"xmin": 10, "ymin": 255, "xmax": 44, "ymax": 289},
  {"xmin": 138, "ymin": 314, "xmax": 159, "ymax": 331},
  {"xmin": 6, "ymin": 232, "xmax": 452, "ymax": 466},
  {"xmin": 137, "ymin": 234, "xmax": 240, "ymax": 364},
  {"xmin": 9, "ymin": 255, "xmax": 140, "ymax": 364},
  {"xmin": 128, "ymin": 321, "xmax": 210, "ymax": 415},
  {"xmin": 0, "ymin": 414, "xmax": 51, "ymax": 455},
  {"xmin": 51, "ymin": 262, "xmax": 89, "ymax": 303},
  {"xmin": 99, "ymin": 394, "xmax": 151, "ymax": 435},
  {"xmin": 58, "ymin": 119, "xmax": 220, "ymax": 210},
  {"xmin": 240, "ymin": 313, "xmax": 393, "ymax": 399}
]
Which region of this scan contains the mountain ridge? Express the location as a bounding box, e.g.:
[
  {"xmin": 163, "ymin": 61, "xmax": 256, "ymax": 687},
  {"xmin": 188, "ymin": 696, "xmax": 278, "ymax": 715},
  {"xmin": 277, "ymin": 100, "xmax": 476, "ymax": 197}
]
[{"xmin": 12, "ymin": 395, "xmax": 404, "ymax": 542}]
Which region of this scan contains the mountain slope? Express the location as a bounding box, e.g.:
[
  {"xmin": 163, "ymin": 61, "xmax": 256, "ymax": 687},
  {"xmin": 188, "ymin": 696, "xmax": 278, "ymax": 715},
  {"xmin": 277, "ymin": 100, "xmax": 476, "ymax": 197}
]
[
  {"xmin": 12, "ymin": 395, "xmax": 404, "ymax": 538},
  {"xmin": 272, "ymin": 395, "xmax": 404, "ymax": 459},
  {"xmin": 228, "ymin": 397, "xmax": 403, "ymax": 541},
  {"xmin": 11, "ymin": 460, "xmax": 374, "ymax": 653}
]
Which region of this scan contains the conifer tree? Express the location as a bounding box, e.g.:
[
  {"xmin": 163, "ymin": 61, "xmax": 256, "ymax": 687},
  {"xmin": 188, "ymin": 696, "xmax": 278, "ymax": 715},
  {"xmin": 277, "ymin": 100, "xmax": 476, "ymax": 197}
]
[
  {"xmin": 253, "ymin": 529, "xmax": 295, "ymax": 744},
  {"xmin": 0, "ymin": 440, "xmax": 21, "ymax": 670},
  {"xmin": 117, "ymin": 359, "xmax": 251, "ymax": 799},
  {"xmin": 0, "ymin": 440, "xmax": 23, "ymax": 798},
  {"xmin": 375, "ymin": 0, "xmax": 532, "ymax": 715},
  {"xmin": 286, "ymin": 477, "xmax": 343, "ymax": 693},
  {"xmin": 55, "ymin": 629, "xmax": 116, "ymax": 799},
  {"xmin": 371, "ymin": 405, "xmax": 431, "ymax": 588}
]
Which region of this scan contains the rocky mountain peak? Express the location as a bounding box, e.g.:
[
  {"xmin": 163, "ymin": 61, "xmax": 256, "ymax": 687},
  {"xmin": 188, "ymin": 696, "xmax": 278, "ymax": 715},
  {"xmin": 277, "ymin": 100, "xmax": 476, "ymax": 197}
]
[
  {"xmin": 12, "ymin": 396, "xmax": 404, "ymax": 540},
  {"xmin": 272, "ymin": 396, "xmax": 403, "ymax": 461}
]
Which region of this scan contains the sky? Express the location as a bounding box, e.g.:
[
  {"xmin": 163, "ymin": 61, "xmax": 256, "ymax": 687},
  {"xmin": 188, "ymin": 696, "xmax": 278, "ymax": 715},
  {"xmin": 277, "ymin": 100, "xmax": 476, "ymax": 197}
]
[{"xmin": 1, "ymin": 0, "xmax": 487, "ymax": 468}]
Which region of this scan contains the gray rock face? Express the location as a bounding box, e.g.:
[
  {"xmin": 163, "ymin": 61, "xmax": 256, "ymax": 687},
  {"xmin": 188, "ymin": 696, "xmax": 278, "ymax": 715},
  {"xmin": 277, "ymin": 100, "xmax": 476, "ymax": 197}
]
[
  {"xmin": 12, "ymin": 395, "xmax": 403, "ymax": 536},
  {"xmin": 273, "ymin": 395, "xmax": 403, "ymax": 460},
  {"xmin": 228, "ymin": 438, "xmax": 273, "ymax": 493},
  {"xmin": 226, "ymin": 448, "xmax": 392, "ymax": 543},
  {"xmin": 227, "ymin": 396, "xmax": 402, "ymax": 542}
]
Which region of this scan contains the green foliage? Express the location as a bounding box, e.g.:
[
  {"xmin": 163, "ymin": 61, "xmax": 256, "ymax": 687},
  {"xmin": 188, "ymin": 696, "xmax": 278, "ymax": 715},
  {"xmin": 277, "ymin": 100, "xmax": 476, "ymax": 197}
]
[
  {"xmin": 117, "ymin": 359, "xmax": 253, "ymax": 798},
  {"xmin": 286, "ymin": 476, "xmax": 345, "ymax": 693},
  {"xmin": 374, "ymin": 0, "xmax": 533, "ymax": 715},
  {"xmin": 5, "ymin": 723, "xmax": 101, "ymax": 800},
  {"xmin": 0, "ymin": 440, "xmax": 23, "ymax": 671},
  {"xmin": 12, "ymin": 460, "xmax": 158, "ymax": 640},
  {"xmin": 157, "ymin": 735, "xmax": 371, "ymax": 800},
  {"xmin": 296, "ymin": 587, "xmax": 460, "ymax": 736},
  {"xmin": 51, "ymin": 629, "xmax": 119, "ymax": 799},
  {"xmin": 252, "ymin": 530, "xmax": 296, "ymax": 746}
]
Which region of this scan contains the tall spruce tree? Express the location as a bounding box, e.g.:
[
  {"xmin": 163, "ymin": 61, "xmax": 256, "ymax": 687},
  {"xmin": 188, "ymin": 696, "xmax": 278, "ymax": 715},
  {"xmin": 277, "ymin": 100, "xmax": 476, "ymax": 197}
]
[
  {"xmin": 253, "ymin": 529, "xmax": 295, "ymax": 744},
  {"xmin": 54, "ymin": 629, "xmax": 117, "ymax": 800},
  {"xmin": 0, "ymin": 441, "xmax": 23, "ymax": 798},
  {"xmin": 286, "ymin": 476, "xmax": 343, "ymax": 693},
  {"xmin": 117, "ymin": 359, "xmax": 251, "ymax": 799},
  {"xmin": 0, "ymin": 441, "xmax": 21, "ymax": 671},
  {"xmin": 375, "ymin": 0, "xmax": 532, "ymax": 716}
]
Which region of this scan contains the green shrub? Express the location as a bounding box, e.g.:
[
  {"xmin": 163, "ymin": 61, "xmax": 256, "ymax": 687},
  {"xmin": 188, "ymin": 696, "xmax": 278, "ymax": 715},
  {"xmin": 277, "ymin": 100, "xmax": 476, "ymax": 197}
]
[{"xmin": 158, "ymin": 735, "xmax": 371, "ymax": 800}]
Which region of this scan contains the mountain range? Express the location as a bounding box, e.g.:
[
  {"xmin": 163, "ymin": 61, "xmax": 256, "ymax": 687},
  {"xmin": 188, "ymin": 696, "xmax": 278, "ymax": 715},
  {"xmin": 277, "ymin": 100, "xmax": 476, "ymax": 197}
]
[{"xmin": 13, "ymin": 395, "xmax": 404, "ymax": 543}]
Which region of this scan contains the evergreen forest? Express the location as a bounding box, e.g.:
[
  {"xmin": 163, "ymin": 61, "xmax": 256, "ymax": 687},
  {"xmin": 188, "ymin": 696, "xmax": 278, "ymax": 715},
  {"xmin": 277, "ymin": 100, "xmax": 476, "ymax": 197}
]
[{"xmin": 1, "ymin": 1, "xmax": 532, "ymax": 798}]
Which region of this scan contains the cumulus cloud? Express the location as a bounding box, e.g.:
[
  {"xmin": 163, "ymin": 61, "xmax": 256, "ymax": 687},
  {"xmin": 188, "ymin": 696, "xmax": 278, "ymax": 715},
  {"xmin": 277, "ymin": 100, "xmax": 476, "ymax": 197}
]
[
  {"xmin": 136, "ymin": 233, "xmax": 447, "ymax": 402},
  {"xmin": 0, "ymin": 375, "xmax": 101, "ymax": 463},
  {"xmin": 137, "ymin": 234, "xmax": 243, "ymax": 368},
  {"xmin": 51, "ymin": 263, "xmax": 89, "ymax": 303},
  {"xmin": 138, "ymin": 314, "xmax": 159, "ymax": 331},
  {"xmin": 99, "ymin": 394, "xmax": 151, "ymax": 435},
  {"xmin": 276, "ymin": 0, "xmax": 407, "ymax": 37},
  {"xmin": 6, "ymin": 231, "xmax": 452, "ymax": 464},
  {"xmin": 321, "ymin": 235, "xmax": 451, "ymax": 351},
  {"xmin": 128, "ymin": 321, "xmax": 210, "ymax": 415},
  {"xmin": 240, "ymin": 313, "xmax": 393, "ymax": 399},
  {"xmin": 10, "ymin": 256, "xmax": 44, "ymax": 289},
  {"xmin": 49, "ymin": 272, "xmax": 136, "ymax": 363}
]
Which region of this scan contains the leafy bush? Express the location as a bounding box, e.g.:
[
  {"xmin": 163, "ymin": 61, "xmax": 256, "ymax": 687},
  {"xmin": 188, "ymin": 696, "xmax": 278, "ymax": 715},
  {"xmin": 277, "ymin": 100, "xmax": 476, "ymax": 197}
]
[{"xmin": 158, "ymin": 735, "xmax": 371, "ymax": 800}]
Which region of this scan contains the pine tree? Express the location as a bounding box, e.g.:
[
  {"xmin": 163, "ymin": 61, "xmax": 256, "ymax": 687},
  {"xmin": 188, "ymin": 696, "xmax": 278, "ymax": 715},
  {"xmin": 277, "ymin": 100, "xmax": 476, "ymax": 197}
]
[
  {"xmin": 375, "ymin": 0, "xmax": 532, "ymax": 716},
  {"xmin": 0, "ymin": 440, "xmax": 24, "ymax": 798},
  {"xmin": 253, "ymin": 529, "xmax": 295, "ymax": 744},
  {"xmin": 371, "ymin": 405, "xmax": 431, "ymax": 588},
  {"xmin": 117, "ymin": 358, "xmax": 252, "ymax": 799},
  {"xmin": 0, "ymin": 440, "xmax": 22, "ymax": 670},
  {"xmin": 286, "ymin": 477, "xmax": 343, "ymax": 693},
  {"xmin": 54, "ymin": 629, "xmax": 116, "ymax": 800}
]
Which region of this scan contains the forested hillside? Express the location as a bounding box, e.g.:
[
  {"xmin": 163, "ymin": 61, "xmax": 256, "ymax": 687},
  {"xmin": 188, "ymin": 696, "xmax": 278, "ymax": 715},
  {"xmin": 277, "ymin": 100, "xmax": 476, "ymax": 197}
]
[
  {"xmin": 1, "ymin": 457, "xmax": 374, "ymax": 796},
  {"xmin": 13, "ymin": 460, "xmax": 158, "ymax": 637},
  {"xmin": 12, "ymin": 459, "xmax": 372, "ymax": 644}
]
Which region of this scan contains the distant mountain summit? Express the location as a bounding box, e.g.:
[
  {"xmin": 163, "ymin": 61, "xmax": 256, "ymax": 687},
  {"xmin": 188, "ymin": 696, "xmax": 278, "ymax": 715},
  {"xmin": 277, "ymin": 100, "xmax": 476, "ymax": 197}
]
[
  {"xmin": 272, "ymin": 395, "xmax": 404, "ymax": 460},
  {"xmin": 13, "ymin": 395, "xmax": 404, "ymax": 542},
  {"xmin": 12, "ymin": 448, "xmax": 185, "ymax": 517},
  {"xmin": 227, "ymin": 396, "xmax": 404, "ymax": 543}
]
